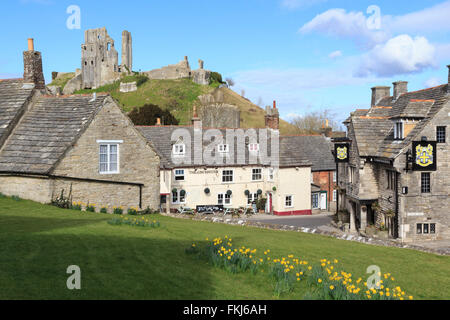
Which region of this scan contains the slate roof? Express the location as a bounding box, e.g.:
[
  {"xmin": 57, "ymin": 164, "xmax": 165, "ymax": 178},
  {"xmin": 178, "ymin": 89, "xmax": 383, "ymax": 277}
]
[
  {"xmin": 0, "ymin": 79, "xmax": 34, "ymax": 143},
  {"xmin": 348, "ymin": 84, "xmax": 449, "ymax": 159},
  {"xmin": 0, "ymin": 94, "xmax": 108, "ymax": 174},
  {"xmin": 137, "ymin": 126, "xmax": 314, "ymax": 169},
  {"xmin": 280, "ymin": 135, "xmax": 335, "ymax": 171}
]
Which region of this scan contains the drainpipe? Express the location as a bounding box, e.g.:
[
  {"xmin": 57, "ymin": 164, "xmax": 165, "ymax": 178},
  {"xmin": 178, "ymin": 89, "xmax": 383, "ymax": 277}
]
[{"xmin": 395, "ymin": 172, "xmax": 399, "ymax": 239}]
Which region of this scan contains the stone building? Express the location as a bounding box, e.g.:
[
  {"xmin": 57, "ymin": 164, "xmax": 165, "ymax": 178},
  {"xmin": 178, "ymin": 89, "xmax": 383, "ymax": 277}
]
[
  {"xmin": 81, "ymin": 27, "xmax": 121, "ymax": 89},
  {"xmin": 336, "ymin": 67, "xmax": 450, "ymax": 241},
  {"xmin": 0, "ymin": 40, "xmax": 160, "ymax": 211},
  {"xmin": 121, "ymin": 30, "xmax": 132, "ymax": 73}
]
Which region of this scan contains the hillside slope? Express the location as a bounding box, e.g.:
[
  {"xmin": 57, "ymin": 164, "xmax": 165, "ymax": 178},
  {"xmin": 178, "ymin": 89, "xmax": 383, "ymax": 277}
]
[{"xmin": 71, "ymin": 76, "xmax": 300, "ymax": 134}]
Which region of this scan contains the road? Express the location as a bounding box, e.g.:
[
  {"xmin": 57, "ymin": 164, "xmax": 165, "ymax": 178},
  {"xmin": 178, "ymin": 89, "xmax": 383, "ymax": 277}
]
[{"xmin": 249, "ymin": 214, "xmax": 334, "ymax": 229}]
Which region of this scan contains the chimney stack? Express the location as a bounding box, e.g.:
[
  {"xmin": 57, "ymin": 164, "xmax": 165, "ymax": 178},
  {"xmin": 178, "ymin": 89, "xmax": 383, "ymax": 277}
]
[
  {"xmin": 265, "ymin": 100, "xmax": 280, "ymax": 130},
  {"xmin": 447, "ymin": 65, "xmax": 450, "ymax": 94},
  {"xmin": 371, "ymin": 86, "xmax": 390, "ymax": 107},
  {"xmin": 192, "ymin": 105, "xmax": 202, "ymax": 130},
  {"xmin": 393, "ymin": 81, "xmax": 408, "ymax": 100},
  {"xmin": 23, "ymin": 38, "xmax": 45, "ymax": 89}
]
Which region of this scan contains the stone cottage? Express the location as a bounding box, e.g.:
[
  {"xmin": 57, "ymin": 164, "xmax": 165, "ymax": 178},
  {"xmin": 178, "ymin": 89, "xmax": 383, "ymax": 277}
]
[
  {"xmin": 0, "ymin": 40, "xmax": 160, "ymax": 211},
  {"xmin": 336, "ymin": 68, "xmax": 450, "ymax": 242}
]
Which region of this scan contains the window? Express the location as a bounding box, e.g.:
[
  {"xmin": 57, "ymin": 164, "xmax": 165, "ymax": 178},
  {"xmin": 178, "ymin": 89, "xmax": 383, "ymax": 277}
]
[
  {"xmin": 268, "ymin": 168, "xmax": 274, "ymax": 181},
  {"xmin": 249, "ymin": 143, "xmax": 259, "ymax": 153},
  {"xmin": 173, "ymin": 143, "xmax": 185, "ymax": 156},
  {"xmin": 417, "ymin": 223, "xmax": 436, "ymax": 234},
  {"xmin": 311, "ymin": 194, "xmax": 319, "ymax": 209},
  {"xmin": 99, "ymin": 143, "xmax": 119, "ymax": 174},
  {"xmin": 222, "ymin": 170, "xmax": 234, "ymax": 183},
  {"xmin": 421, "ymin": 173, "xmax": 431, "ymax": 193},
  {"xmin": 348, "ymin": 166, "xmax": 356, "ymax": 184},
  {"xmin": 247, "ymin": 193, "xmax": 258, "ymax": 205},
  {"xmin": 333, "ymin": 171, "xmax": 337, "ymax": 183},
  {"xmin": 386, "ymin": 170, "xmax": 395, "ymax": 190},
  {"xmin": 218, "ymin": 193, "xmax": 231, "ymax": 206},
  {"xmin": 218, "ymin": 144, "xmax": 229, "ymax": 153},
  {"xmin": 174, "ymin": 169, "xmax": 185, "ymax": 181},
  {"xmin": 437, "ymin": 126, "xmax": 446, "ymax": 143},
  {"xmin": 252, "ymin": 168, "xmax": 262, "ymax": 181},
  {"xmin": 172, "ymin": 190, "xmax": 186, "ymax": 204},
  {"xmin": 333, "ymin": 190, "xmax": 337, "ymax": 202},
  {"xmin": 285, "ymin": 195, "xmax": 293, "ymax": 208},
  {"xmin": 394, "ymin": 121, "xmax": 404, "ymax": 140}
]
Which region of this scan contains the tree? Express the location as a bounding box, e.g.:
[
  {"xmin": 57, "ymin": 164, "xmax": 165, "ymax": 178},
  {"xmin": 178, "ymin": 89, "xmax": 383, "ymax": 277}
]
[
  {"xmin": 225, "ymin": 78, "xmax": 235, "ymax": 88},
  {"xmin": 290, "ymin": 109, "xmax": 343, "ymax": 134},
  {"xmin": 128, "ymin": 104, "xmax": 179, "ymax": 126}
]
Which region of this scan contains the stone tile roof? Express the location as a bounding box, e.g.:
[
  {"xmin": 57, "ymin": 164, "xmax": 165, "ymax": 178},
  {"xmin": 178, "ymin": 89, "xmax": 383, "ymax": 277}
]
[
  {"xmin": 137, "ymin": 126, "xmax": 313, "ymax": 169},
  {"xmin": 0, "ymin": 94, "xmax": 108, "ymax": 174},
  {"xmin": 0, "ymin": 79, "xmax": 34, "ymax": 143},
  {"xmin": 280, "ymin": 135, "xmax": 335, "ymax": 171},
  {"xmin": 349, "ymin": 84, "xmax": 449, "ymax": 159}
]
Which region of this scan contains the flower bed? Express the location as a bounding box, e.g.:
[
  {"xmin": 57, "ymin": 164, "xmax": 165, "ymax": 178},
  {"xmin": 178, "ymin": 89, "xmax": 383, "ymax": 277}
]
[
  {"xmin": 186, "ymin": 236, "xmax": 413, "ymax": 300},
  {"xmin": 107, "ymin": 216, "xmax": 161, "ymax": 229}
]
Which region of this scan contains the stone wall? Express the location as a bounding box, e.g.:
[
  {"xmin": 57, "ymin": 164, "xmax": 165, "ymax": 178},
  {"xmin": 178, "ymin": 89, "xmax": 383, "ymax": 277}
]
[
  {"xmin": 51, "ymin": 97, "xmax": 161, "ymax": 210},
  {"xmin": 395, "ymin": 101, "xmax": 450, "ymax": 241},
  {"xmin": 0, "ymin": 176, "xmax": 52, "ymax": 203},
  {"xmin": 145, "ymin": 57, "xmax": 191, "ymax": 80},
  {"xmin": 119, "ymin": 81, "xmax": 137, "ymax": 93}
]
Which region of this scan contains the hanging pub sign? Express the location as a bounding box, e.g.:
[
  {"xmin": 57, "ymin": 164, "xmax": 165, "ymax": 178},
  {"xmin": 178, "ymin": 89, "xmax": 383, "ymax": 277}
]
[
  {"xmin": 334, "ymin": 143, "xmax": 349, "ymax": 163},
  {"xmin": 412, "ymin": 141, "xmax": 437, "ymax": 171}
]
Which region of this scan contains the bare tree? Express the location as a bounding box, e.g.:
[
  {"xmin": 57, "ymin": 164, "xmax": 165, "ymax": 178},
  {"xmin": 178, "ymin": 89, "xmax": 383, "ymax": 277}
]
[
  {"xmin": 225, "ymin": 78, "xmax": 235, "ymax": 88},
  {"xmin": 290, "ymin": 109, "xmax": 343, "ymax": 134}
]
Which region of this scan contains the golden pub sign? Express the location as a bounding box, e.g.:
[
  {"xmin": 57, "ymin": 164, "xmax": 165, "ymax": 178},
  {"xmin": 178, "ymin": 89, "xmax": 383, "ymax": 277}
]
[
  {"xmin": 412, "ymin": 141, "xmax": 437, "ymax": 171},
  {"xmin": 334, "ymin": 143, "xmax": 349, "ymax": 163}
]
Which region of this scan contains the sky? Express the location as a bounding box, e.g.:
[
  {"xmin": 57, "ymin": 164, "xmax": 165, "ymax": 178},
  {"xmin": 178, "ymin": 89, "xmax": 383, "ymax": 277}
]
[{"xmin": 1, "ymin": 0, "xmax": 450, "ymax": 124}]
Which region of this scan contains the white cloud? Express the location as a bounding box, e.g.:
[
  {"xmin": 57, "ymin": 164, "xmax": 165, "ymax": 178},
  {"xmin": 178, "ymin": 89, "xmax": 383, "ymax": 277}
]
[
  {"xmin": 299, "ymin": 8, "xmax": 389, "ymax": 49},
  {"xmin": 386, "ymin": 0, "xmax": 450, "ymax": 34},
  {"xmin": 424, "ymin": 77, "xmax": 443, "ymax": 88},
  {"xmin": 356, "ymin": 35, "xmax": 437, "ymax": 77},
  {"xmin": 328, "ymin": 50, "xmax": 342, "ymax": 59}
]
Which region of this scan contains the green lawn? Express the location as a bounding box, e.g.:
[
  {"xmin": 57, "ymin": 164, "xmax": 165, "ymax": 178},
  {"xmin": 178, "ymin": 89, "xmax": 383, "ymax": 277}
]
[{"xmin": 0, "ymin": 196, "xmax": 448, "ymax": 300}]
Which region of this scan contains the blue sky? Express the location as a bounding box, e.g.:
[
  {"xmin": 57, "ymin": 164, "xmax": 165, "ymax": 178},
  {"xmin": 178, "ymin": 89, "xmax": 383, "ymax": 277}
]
[{"xmin": 1, "ymin": 0, "xmax": 450, "ymax": 123}]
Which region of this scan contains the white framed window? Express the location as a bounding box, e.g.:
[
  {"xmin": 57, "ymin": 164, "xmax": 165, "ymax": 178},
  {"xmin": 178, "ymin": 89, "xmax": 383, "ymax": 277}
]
[
  {"xmin": 218, "ymin": 193, "xmax": 232, "ymax": 206},
  {"xmin": 348, "ymin": 166, "xmax": 356, "ymax": 184},
  {"xmin": 174, "ymin": 169, "xmax": 185, "ymax": 181},
  {"xmin": 172, "ymin": 190, "xmax": 186, "ymax": 204},
  {"xmin": 222, "ymin": 170, "xmax": 234, "ymax": 183},
  {"xmin": 98, "ymin": 142, "xmax": 120, "ymax": 174},
  {"xmin": 248, "ymin": 143, "xmax": 259, "ymax": 153},
  {"xmin": 247, "ymin": 193, "xmax": 258, "ymax": 205},
  {"xmin": 173, "ymin": 143, "xmax": 185, "ymax": 156},
  {"xmin": 394, "ymin": 121, "xmax": 404, "ymax": 140},
  {"xmin": 252, "ymin": 168, "xmax": 262, "ymax": 181},
  {"xmin": 333, "ymin": 171, "xmax": 337, "ymax": 182},
  {"xmin": 333, "ymin": 190, "xmax": 337, "ymax": 202},
  {"xmin": 218, "ymin": 144, "xmax": 229, "ymax": 153},
  {"xmin": 285, "ymin": 195, "xmax": 293, "ymax": 208},
  {"xmin": 268, "ymin": 168, "xmax": 274, "ymax": 181}
]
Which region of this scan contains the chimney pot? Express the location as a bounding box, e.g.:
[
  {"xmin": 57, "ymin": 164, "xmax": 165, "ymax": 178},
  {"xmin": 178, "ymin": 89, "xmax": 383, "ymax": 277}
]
[
  {"xmin": 28, "ymin": 38, "xmax": 34, "ymax": 51},
  {"xmin": 393, "ymin": 81, "xmax": 408, "ymax": 100},
  {"xmin": 371, "ymin": 86, "xmax": 391, "ymax": 107},
  {"xmin": 273, "ymin": 100, "xmax": 276, "ymax": 109}
]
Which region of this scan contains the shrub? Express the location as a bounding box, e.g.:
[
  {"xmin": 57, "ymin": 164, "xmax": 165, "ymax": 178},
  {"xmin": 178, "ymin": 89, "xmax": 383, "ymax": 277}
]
[
  {"xmin": 128, "ymin": 104, "xmax": 179, "ymax": 126},
  {"xmin": 0, "ymin": 193, "xmax": 6, "ymax": 198},
  {"xmin": 256, "ymin": 198, "xmax": 267, "ymax": 211},
  {"xmin": 209, "ymin": 72, "xmax": 224, "ymax": 85},
  {"xmin": 86, "ymin": 204, "xmax": 96, "ymax": 212},
  {"xmin": 107, "ymin": 216, "xmax": 161, "ymax": 228},
  {"xmin": 51, "ymin": 188, "xmax": 72, "ymax": 209},
  {"xmin": 100, "ymin": 207, "xmax": 108, "ymax": 214},
  {"xmin": 71, "ymin": 202, "xmax": 82, "ymax": 211},
  {"xmin": 12, "ymin": 195, "xmax": 21, "ymax": 201},
  {"xmin": 113, "ymin": 206, "xmax": 123, "ymax": 215},
  {"xmin": 127, "ymin": 207, "xmax": 138, "ymax": 215}
]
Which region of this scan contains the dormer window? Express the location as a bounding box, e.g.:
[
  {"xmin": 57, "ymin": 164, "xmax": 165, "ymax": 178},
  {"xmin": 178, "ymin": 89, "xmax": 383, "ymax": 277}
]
[
  {"xmin": 173, "ymin": 143, "xmax": 185, "ymax": 156},
  {"xmin": 394, "ymin": 121, "xmax": 404, "ymax": 140},
  {"xmin": 218, "ymin": 144, "xmax": 229, "ymax": 153}
]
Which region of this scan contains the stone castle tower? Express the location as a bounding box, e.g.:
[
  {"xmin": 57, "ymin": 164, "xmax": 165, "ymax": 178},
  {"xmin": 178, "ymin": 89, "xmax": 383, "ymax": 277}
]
[
  {"xmin": 121, "ymin": 30, "xmax": 132, "ymax": 73},
  {"xmin": 81, "ymin": 27, "xmax": 120, "ymax": 89}
]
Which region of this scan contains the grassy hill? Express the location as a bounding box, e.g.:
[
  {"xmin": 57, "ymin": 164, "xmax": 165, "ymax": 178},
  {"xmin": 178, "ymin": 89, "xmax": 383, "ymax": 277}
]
[
  {"xmin": 0, "ymin": 195, "xmax": 449, "ymax": 299},
  {"xmin": 68, "ymin": 75, "xmax": 300, "ymax": 134}
]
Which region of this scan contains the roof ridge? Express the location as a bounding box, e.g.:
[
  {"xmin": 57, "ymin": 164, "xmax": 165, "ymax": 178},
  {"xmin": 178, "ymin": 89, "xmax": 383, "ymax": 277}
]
[
  {"xmin": 400, "ymin": 84, "xmax": 446, "ymax": 96},
  {"xmin": 0, "ymin": 78, "xmax": 24, "ymax": 82},
  {"xmin": 41, "ymin": 93, "xmax": 109, "ymax": 98}
]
